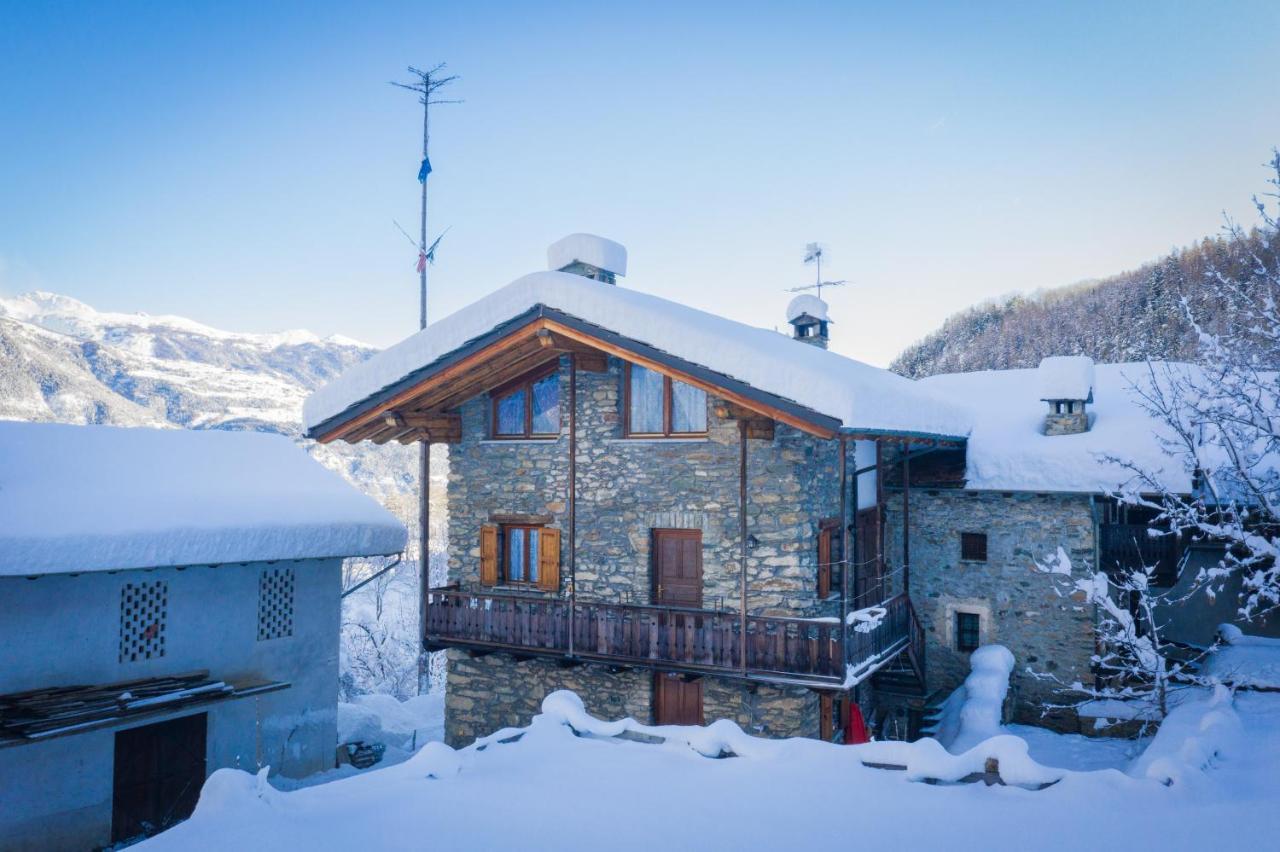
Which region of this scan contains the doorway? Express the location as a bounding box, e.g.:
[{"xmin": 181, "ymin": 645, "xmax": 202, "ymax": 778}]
[
  {"xmin": 112, "ymin": 712, "xmax": 208, "ymax": 843},
  {"xmin": 652, "ymin": 528, "xmax": 702, "ymax": 608},
  {"xmin": 653, "ymin": 672, "xmax": 704, "ymax": 726}
]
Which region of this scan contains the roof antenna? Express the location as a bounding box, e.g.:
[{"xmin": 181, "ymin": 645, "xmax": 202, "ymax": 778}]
[{"xmin": 787, "ymin": 243, "xmax": 848, "ymax": 299}]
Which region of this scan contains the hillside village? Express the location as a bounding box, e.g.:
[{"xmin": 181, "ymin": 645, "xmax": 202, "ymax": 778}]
[{"xmin": 4, "ymin": 5, "xmax": 1280, "ymax": 851}]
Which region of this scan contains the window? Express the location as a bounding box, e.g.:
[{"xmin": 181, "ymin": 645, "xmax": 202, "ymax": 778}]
[
  {"xmin": 502, "ymin": 524, "xmax": 542, "ymax": 585},
  {"xmin": 960, "ymin": 532, "xmax": 988, "ymax": 562},
  {"xmin": 492, "ymin": 366, "xmax": 560, "ymax": 438},
  {"xmin": 956, "ymin": 611, "xmax": 981, "ymax": 652},
  {"xmin": 480, "ymin": 523, "xmax": 561, "ymax": 591},
  {"xmin": 624, "ymin": 363, "xmax": 707, "ymax": 436}
]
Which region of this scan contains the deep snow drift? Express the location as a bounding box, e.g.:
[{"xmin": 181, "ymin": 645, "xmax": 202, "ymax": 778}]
[{"xmin": 141, "ymin": 687, "xmax": 1277, "ymax": 852}]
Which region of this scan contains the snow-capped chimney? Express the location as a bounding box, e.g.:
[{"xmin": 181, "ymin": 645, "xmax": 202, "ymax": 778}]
[
  {"xmin": 786, "ymin": 294, "xmax": 831, "ymax": 349},
  {"xmin": 1038, "ymin": 355, "xmax": 1095, "ymax": 435},
  {"xmin": 548, "ymin": 234, "xmax": 627, "ymax": 285}
]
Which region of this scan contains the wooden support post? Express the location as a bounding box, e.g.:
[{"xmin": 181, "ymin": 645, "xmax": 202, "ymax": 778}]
[
  {"xmin": 568, "ymin": 354, "xmax": 577, "ymax": 659},
  {"xmin": 850, "ymin": 439, "xmax": 860, "ymax": 609},
  {"xmin": 902, "ymin": 440, "xmax": 910, "ymax": 596},
  {"xmin": 739, "ymin": 420, "xmax": 749, "ymax": 676},
  {"xmin": 838, "ymin": 435, "xmax": 848, "ymax": 668},
  {"xmin": 418, "ymin": 439, "xmax": 430, "ymax": 693}
]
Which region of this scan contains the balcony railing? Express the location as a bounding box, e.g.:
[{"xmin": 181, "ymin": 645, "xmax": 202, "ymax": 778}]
[{"xmin": 425, "ymin": 588, "xmax": 915, "ymax": 686}]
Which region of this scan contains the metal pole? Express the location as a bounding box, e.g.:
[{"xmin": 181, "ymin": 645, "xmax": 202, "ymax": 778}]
[
  {"xmin": 902, "ymin": 441, "xmax": 910, "ymax": 597},
  {"xmin": 838, "ymin": 435, "xmax": 848, "ymax": 667},
  {"xmin": 418, "ymin": 439, "xmax": 430, "ymax": 691}
]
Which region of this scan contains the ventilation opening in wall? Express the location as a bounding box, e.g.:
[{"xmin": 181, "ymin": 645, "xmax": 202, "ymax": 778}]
[
  {"xmin": 120, "ymin": 580, "xmax": 168, "ymax": 663},
  {"xmin": 258, "ymin": 566, "xmax": 295, "ymax": 641}
]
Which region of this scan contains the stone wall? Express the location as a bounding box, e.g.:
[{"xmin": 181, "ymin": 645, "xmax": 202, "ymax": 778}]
[
  {"xmin": 445, "ymin": 355, "xmax": 849, "ymax": 615},
  {"xmin": 445, "ymin": 650, "xmax": 819, "ymax": 746},
  {"xmin": 881, "ymin": 489, "xmax": 1097, "ymax": 728},
  {"xmin": 442, "ymin": 354, "xmax": 848, "ymax": 744}
]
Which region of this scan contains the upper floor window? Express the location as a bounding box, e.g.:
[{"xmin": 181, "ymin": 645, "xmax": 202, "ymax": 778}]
[
  {"xmin": 960, "ymin": 532, "xmax": 988, "ymax": 562},
  {"xmin": 625, "ymin": 363, "xmax": 707, "ymax": 437},
  {"xmin": 492, "ymin": 366, "xmax": 560, "ymax": 439}
]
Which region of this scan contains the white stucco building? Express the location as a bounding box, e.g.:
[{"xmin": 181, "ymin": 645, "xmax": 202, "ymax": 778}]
[{"xmin": 0, "ymin": 422, "xmax": 406, "ymax": 850}]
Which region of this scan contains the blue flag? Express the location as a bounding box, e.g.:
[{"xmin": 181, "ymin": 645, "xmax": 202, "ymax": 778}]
[{"xmin": 418, "ymin": 157, "xmax": 432, "ymax": 182}]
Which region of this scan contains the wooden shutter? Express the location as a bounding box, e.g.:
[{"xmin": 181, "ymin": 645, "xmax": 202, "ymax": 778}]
[
  {"xmin": 537, "ymin": 527, "xmax": 561, "ymax": 592},
  {"xmin": 480, "ymin": 525, "xmax": 498, "ymax": 586}
]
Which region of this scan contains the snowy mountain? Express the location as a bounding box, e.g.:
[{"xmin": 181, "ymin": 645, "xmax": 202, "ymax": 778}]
[{"xmin": 0, "ymin": 290, "xmax": 425, "ymax": 509}]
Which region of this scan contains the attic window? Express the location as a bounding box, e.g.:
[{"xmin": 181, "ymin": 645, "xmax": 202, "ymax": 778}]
[
  {"xmin": 624, "ymin": 364, "xmax": 707, "ymax": 437},
  {"xmin": 492, "ymin": 365, "xmax": 560, "ymax": 439}
]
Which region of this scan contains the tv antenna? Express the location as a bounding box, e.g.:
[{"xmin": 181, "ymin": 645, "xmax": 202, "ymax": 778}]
[
  {"xmin": 786, "ymin": 243, "xmax": 848, "ymax": 298},
  {"xmin": 390, "ymin": 63, "xmax": 461, "ymax": 331}
]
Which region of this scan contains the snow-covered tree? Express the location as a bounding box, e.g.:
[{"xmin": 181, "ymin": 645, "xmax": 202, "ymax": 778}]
[
  {"xmin": 1120, "ymin": 150, "xmax": 1280, "ymax": 621},
  {"xmin": 1032, "ymin": 547, "xmax": 1207, "ymax": 727}
]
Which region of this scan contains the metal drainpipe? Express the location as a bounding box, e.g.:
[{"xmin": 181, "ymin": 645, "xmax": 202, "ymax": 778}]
[
  {"xmin": 739, "ymin": 420, "xmax": 749, "ymax": 677},
  {"xmin": 568, "ymin": 354, "xmax": 577, "ymax": 659},
  {"xmin": 839, "ymin": 435, "xmax": 848, "ymax": 672},
  {"xmin": 417, "ymin": 438, "xmax": 430, "ymax": 693}
]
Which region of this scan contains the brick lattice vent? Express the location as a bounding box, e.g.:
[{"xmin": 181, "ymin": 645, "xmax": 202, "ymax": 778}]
[
  {"xmin": 119, "ymin": 580, "xmax": 168, "ymax": 663},
  {"xmin": 258, "ymin": 566, "xmax": 296, "ymax": 641}
]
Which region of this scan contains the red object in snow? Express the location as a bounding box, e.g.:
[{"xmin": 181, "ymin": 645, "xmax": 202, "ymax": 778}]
[{"xmin": 844, "ymin": 703, "xmax": 870, "ymax": 744}]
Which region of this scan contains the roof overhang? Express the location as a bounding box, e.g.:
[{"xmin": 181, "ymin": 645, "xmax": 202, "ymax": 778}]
[{"xmin": 308, "ymin": 305, "xmax": 846, "ymax": 444}]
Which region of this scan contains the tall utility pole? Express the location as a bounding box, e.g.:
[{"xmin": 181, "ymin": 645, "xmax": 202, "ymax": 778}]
[{"xmin": 391, "ymin": 63, "xmax": 460, "ymax": 693}]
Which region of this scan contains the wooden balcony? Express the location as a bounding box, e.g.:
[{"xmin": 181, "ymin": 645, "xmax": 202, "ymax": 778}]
[{"xmin": 425, "ymin": 588, "xmax": 918, "ymax": 688}]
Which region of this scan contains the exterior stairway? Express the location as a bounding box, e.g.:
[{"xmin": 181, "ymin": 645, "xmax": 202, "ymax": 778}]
[{"xmin": 871, "ymin": 596, "xmax": 928, "ymax": 696}]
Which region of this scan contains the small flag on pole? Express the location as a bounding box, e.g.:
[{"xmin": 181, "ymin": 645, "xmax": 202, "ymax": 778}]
[
  {"xmin": 417, "ymin": 157, "xmax": 432, "ymax": 182},
  {"xmin": 416, "ymin": 251, "xmax": 428, "ymax": 273}
]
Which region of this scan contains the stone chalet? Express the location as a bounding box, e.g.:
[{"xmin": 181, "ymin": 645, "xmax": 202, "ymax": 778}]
[{"xmin": 304, "ymin": 234, "xmax": 1254, "ymax": 746}]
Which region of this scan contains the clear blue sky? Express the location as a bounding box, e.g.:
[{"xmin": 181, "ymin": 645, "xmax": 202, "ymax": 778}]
[{"xmin": 2, "ymin": 1, "xmax": 1277, "ymax": 365}]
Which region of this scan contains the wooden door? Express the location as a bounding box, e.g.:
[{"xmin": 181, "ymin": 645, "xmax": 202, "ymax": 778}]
[
  {"xmin": 653, "ymin": 672, "xmax": 704, "ymax": 726},
  {"xmin": 652, "ymin": 528, "xmax": 702, "ymax": 608},
  {"xmin": 855, "ymin": 507, "xmax": 882, "ymax": 606},
  {"xmin": 112, "ymin": 712, "xmax": 208, "ymax": 843}
]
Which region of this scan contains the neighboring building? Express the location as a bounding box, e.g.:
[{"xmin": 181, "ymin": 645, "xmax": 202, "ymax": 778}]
[
  {"xmin": 0, "ymin": 422, "xmax": 405, "ymax": 851},
  {"xmin": 303, "ymin": 234, "xmax": 1264, "ymax": 749}
]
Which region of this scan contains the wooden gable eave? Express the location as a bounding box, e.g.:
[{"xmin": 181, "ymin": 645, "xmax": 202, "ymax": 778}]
[{"xmin": 311, "ymin": 305, "xmax": 844, "ymax": 445}]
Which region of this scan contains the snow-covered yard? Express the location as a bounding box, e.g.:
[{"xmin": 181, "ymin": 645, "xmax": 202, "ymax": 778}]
[{"xmin": 140, "ymin": 685, "xmax": 1278, "ymax": 851}]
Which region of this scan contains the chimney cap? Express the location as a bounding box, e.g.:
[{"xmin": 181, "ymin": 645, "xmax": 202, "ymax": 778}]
[
  {"xmin": 548, "ymin": 234, "xmax": 627, "ymax": 278},
  {"xmin": 1038, "ymin": 355, "xmax": 1095, "ymax": 402},
  {"xmin": 786, "ymin": 294, "xmax": 830, "ymax": 324}
]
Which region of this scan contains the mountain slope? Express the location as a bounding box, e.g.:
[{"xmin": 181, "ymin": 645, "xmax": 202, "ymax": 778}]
[
  {"xmin": 890, "ymin": 231, "xmax": 1275, "ymax": 378},
  {"xmin": 0, "ymin": 291, "xmax": 426, "ymax": 508}
]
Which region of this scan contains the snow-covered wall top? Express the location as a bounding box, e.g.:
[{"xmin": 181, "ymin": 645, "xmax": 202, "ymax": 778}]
[
  {"xmin": 303, "ymin": 272, "xmax": 972, "ymax": 439},
  {"xmin": 0, "ymin": 422, "xmax": 407, "ymax": 576},
  {"xmin": 547, "ymin": 234, "xmax": 628, "ymax": 277},
  {"xmin": 1037, "ymin": 355, "xmax": 1095, "ymax": 401},
  {"xmin": 921, "ymin": 362, "xmax": 1191, "ymax": 493},
  {"xmin": 786, "ymin": 294, "xmax": 829, "ymax": 323}
]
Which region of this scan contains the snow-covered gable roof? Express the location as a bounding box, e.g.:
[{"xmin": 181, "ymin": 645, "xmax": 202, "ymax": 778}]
[
  {"xmin": 1038, "ymin": 355, "xmax": 1095, "ymax": 401},
  {"xmin": 0, "ymin": 422, "xmax": 407, "ymax": 576},
  {"xmin": 920, "ymin": 362, "xmax": 1192, "ymax": 494},
  {"xmin": 303, "ymin": 272, "xmax": 972, "ymax": 440}
]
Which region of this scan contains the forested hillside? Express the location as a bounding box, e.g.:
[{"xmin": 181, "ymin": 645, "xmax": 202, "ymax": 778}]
[{"xmin": 891, "ymin": 230, "xmax": 1276, "ymax": 378}]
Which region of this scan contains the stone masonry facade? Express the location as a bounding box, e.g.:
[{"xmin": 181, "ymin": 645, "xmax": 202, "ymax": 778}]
[
  {"xmin": 443, "ymin": 354, "xmax": 847, "ymax": 745},
  {"xmin": 881, "ymin": 489, "xmax": 1097, "ymax": 729}
]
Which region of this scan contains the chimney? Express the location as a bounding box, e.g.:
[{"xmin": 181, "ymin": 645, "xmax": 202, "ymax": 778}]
[
  {"xmin": 786, "ymin": 294, "xmax": 831, "ymax": 349},
  {"xmin": 548, "ymin": 234, "xmax": 627, "ymax": 285},
  {"xmin": 1038, "ymin": 356, "xmax": 1095, "ymax": 435}
]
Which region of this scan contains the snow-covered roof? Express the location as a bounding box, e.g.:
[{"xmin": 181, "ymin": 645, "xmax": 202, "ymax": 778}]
[
  {"xmin": 303, "ymin": 271, "xmax": 972, "ymax": 439},
  {"xmin": 547, "ymin": 234, "xmax": 628, "ymax": 277},
  {"xmin": 0, "ymin": 422, "xmax": 407, "ymax": 576},
  {"xmin": 1038, "ymin": 355, "xmax": 1095, "ymax": 401},
  {"xmin": 920, "ymin": 362, "xmax": 1191, "ymax": 493},
  {"xmin": 786, "ymin": 294, "xmax": 829, "ymax": 324}
]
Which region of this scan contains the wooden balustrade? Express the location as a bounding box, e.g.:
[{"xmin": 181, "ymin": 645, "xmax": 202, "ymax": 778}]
[{"xmin": 425, "ymin": 588, "xmax": 914, "ymax": 685}]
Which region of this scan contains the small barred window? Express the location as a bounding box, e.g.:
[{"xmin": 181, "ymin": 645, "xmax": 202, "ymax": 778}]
[
  {"xmin": 119, "ymin": 581, "xmax": 168, "ymax": 663},
  {"xmin": 258, "ymin": 566, "xmax": 295, "ymax": 641},
  {"xmin": 960, "ymin": 532, "xmax": 988, "ymax": 562}
]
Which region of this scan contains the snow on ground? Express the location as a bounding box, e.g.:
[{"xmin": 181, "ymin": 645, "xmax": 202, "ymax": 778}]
[
  {"xmin": 141, "ymin": 689, "xmax": 1280, "ymax": 852},
  {"xmin": 1205, "ymin": 624, "xmax": 1280, "ymax": 689},
  {"xmin": 0, "ymin": 421, "xmax": 406, "ymax": 575}
]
